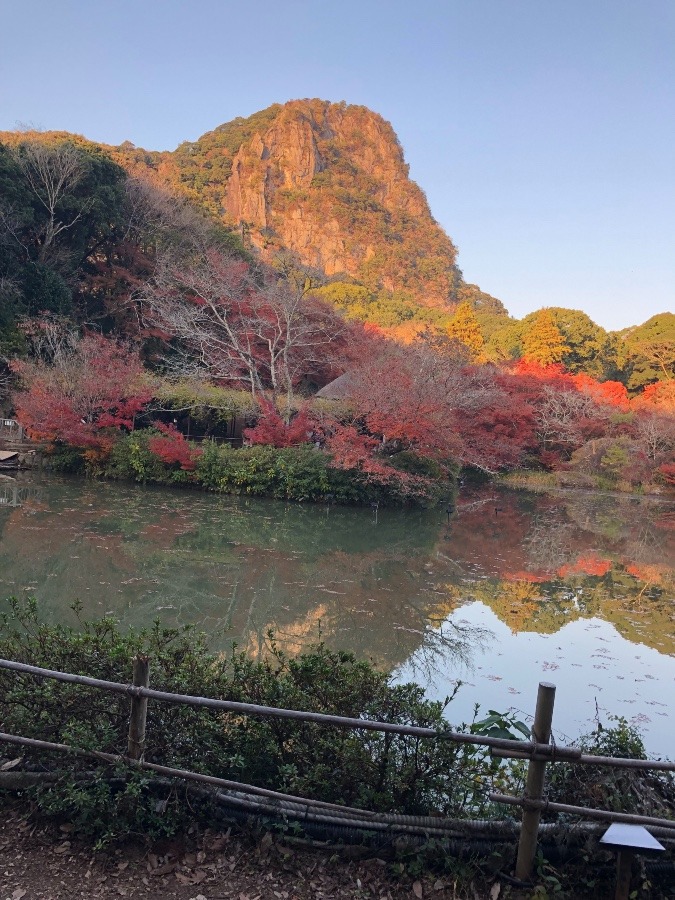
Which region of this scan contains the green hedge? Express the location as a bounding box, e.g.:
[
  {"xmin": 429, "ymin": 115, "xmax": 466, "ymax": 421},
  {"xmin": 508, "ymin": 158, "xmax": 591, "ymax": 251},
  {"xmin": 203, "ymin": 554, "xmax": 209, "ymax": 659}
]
[
  {"xmin": 104, "ymin": 432, "xmax": 445, "ymax": 505},
  {"xmin": 1, "ymin": 600, "xmax": 669, "ymax": 862}
]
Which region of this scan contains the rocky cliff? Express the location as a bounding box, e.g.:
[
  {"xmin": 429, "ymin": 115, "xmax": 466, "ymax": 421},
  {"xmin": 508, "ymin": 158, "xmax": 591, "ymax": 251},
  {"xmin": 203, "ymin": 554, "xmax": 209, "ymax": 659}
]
[
  {"xmin": 0, "ymin": 101, "xmax": 505, "ymax": 326},
  {"xmin": 124, "ymin": 100, "xmax": 464, "ymax": 310}
]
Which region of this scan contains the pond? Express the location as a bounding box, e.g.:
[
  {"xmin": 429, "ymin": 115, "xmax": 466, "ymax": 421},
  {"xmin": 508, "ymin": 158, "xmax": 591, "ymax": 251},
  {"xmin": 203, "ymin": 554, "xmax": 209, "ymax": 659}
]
[{"xmin": 0, "ymin": 474, "xmax": 673, "ymax": 755}]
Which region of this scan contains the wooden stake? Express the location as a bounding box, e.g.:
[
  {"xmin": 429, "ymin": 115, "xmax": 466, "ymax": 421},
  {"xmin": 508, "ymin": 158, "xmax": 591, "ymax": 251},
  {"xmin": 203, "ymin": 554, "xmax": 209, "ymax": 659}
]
[
  {"xmin": 515, "ymin": 681, "xmax": 556, "ymax": 881},
  {"xmin": 127, "ymin": 655, "xmax": 149, "ymax": 760},
  {"xmin": 614, "ymin": 849, "xmax": 633, "ymax": 900}
]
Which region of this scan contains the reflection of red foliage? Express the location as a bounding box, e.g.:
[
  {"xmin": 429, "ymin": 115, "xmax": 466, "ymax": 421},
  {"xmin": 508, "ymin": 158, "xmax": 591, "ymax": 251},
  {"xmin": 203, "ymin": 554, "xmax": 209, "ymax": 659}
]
[
  {"xmin": 558, "ymin": 553, "xmax": 612, "ymax": 577},
  {"xmin": 655, "ymin": 511, "xmax": 675, "ymax": 530},
  {"xmin": 625, "ymin": 563, "xmax": 665, "ymax": 583},
  {"xmin": 147, "ymin": 422, "xmax": 202, "ymax": 471},
  {"xmin": 503, "ymin": 571, "xmax": 549, "ymax": 583},
  {"xmin": 243, "ymin": 398, "xmax": 314, "ymax": 448}
]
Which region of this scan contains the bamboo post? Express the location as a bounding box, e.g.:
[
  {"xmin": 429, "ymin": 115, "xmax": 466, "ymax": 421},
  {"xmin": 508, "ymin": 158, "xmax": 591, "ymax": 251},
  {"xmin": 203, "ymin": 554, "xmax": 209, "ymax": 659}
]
[
  {"xmin": 514, "ymin": 681, "xmax": 556, "ymax": 881},
  {"xmin": 127, "ymin": 655, "xmax": 150, "ymax": 760}
]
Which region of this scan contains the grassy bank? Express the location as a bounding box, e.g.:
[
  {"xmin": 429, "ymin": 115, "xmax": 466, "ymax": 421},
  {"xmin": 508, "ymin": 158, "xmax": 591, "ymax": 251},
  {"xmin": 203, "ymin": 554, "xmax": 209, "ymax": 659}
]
[{"xmin": 500, "ymin": 469, "xmax": 673, "ymax": 497}]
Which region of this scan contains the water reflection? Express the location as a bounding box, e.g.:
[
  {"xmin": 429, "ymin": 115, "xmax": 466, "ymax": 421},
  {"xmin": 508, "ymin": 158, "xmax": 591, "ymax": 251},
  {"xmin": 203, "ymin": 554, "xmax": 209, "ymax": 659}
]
[
  {"xmin": 0, "ymin": 476, "xmax": 672, "ymax": 750},
  {"xmin": 0, "ymin": 475, "xmax": 44, "ymax": 510},
  {"xmin": 436, "ymin": 489, "xmax": 674, "ymax": 656},
  {"xmin": 0, "ymin": 478, "xmax": 478, "ymax": 671}
]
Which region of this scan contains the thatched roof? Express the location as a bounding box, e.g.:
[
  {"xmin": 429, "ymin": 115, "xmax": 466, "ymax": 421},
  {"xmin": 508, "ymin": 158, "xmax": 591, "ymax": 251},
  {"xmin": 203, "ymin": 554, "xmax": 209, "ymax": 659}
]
[{"xmin": 315, "ymin": 372, "xmax": 353, "ymax": 400}]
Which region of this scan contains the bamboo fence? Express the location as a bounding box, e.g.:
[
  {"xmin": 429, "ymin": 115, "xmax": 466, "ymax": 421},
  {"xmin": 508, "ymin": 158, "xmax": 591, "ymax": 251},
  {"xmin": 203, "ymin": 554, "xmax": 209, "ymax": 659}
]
[{"xmin": 0, "ymin": 657, "xmax": 673, "ymax": 882}]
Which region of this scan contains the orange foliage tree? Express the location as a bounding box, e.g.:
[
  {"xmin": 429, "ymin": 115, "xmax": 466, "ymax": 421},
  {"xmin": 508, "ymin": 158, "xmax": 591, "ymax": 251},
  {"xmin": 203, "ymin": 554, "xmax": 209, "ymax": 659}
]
[
  {"xmin": 521, "ymin": 309, "xmax": 569, "ymax": 366},
  {"xmin": 446, "ymin": 301, "xmax": 485, "ymax": 361},
  {"xmin": 147, "ymin": 422, "xmax": 202, "ymax": 471},
  {"xmin": 320, "ymin": 336, "xmax": 538, "ymax": 476},
  {"xmin": 633, "ymin": 380, "xmax": 675, "ymax": 413},
  {"xmin": 243, "ymin": 398, "xmax": 316, "ymax": 448}
]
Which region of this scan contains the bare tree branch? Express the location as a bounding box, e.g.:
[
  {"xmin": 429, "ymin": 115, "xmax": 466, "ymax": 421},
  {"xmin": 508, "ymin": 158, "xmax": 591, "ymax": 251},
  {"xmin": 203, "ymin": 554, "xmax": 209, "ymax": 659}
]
[
  {"xmin": 11, "ymin": 142, "xmax": 90, "ymax": 263},
  {"xmin": 137, "ymin": 248, "xmax": 349, "ymax": 409}
]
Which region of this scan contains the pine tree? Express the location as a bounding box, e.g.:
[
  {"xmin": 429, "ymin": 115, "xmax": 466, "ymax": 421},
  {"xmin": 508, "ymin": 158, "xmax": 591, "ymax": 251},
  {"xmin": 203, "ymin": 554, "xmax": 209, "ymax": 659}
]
[
  {"xmin": 521, "ymin": 309, "xmax": 569, "ymax": 365},
  {"xmin": 447, "ymin": 302, "xmax": 485, "ymax": 360}
]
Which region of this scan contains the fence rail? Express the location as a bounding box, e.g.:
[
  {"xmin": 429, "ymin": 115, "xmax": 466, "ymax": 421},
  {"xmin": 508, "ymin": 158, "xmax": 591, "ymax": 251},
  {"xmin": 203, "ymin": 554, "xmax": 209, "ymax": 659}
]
[
  {"xmin": 2, "ymin": 658, "xmax": 673, "ymax": 770},
  {"xmin": 0, "ymin": 656, "xmax": 673, "ymax": 880}
]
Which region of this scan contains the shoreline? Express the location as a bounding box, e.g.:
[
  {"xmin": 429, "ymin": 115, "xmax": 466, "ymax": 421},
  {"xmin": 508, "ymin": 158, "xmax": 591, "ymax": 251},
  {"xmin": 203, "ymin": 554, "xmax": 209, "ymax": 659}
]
[{"xmin": 498, "ymin": 472, "xmax": 674, "ymax": 503}]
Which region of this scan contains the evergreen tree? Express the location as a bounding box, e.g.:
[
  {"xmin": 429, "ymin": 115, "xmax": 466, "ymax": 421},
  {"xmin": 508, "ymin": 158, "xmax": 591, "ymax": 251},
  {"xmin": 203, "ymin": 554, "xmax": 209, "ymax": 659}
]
[
  {"xmin": 521, "ymin": 309, "xmax": 569, "ymax": 366},
  {"xmin": 447, "ymin": 301, "xmax": 485, "ymax": 360}
]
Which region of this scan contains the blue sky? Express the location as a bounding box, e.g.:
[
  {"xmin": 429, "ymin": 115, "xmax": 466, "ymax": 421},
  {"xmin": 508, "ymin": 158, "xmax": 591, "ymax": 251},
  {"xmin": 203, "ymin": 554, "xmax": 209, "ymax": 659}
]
[{"xmin": 1, "ymin": 0, "xmax": 672, "ymax": 330}]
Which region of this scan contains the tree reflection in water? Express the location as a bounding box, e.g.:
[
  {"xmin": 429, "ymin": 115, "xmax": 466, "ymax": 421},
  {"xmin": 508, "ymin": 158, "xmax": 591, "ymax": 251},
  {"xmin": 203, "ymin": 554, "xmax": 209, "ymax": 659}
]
[
  {"xmin": 0, "ymin": 475, "xmax": 672, "ymax": 687},
  {"xmin": 392, "ymin": 617, "xmax": 491, "ymax": 683}
]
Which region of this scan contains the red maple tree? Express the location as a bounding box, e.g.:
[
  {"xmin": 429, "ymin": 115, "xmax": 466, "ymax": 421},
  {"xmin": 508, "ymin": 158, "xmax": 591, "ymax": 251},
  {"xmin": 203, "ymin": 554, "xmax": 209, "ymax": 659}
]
[
  {"xmin": 323, "ymin": 337, "xmax": 536, "ymax": 475},
  {"xmin": 243, "ymin": 398, "xmax": 315, "ymax": 448},
  {"xmin": 12, "ymin": 332, "xmax": 152, "ymax": 458},
  {"xmin": 147, "ymin": 421, "xmax": 202, "ymax": 470}
]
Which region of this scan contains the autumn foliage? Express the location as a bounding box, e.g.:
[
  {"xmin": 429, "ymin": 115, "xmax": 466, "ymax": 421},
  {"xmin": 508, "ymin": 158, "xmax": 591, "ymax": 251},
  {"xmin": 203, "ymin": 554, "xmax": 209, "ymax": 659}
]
[
  {"xmin": 2, "ymin": 121, "xmax": 673, "ymax": 506},
  {"xmin": 243, "ymin": 398, "xmax": 315, "ymax": 448},
  {"xmin": 12, "ymin": 333, "xmax": 152, "ymax": 458},
  {"xmin": 141, "ymin": 248, "xmax": 350, "ymax": 405},
  {"xmin": 147, "ymin": 422, "xmax": 202, "ymax": 471},
  {"xmin": 307, "ymin": 333, "xmax": 674, "ymax": 495}
]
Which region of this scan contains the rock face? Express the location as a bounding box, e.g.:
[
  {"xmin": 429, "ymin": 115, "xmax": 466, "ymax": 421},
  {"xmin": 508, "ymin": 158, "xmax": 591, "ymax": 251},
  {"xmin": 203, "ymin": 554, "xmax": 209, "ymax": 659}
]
[{"xmin": 146, "ymin": 100, "xmax": 460, "ymax": 309}]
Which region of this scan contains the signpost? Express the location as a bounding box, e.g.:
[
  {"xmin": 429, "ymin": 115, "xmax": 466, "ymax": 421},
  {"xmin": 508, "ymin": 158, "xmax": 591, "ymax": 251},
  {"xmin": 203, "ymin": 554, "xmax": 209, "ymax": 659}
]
[{"xmin": 600, "ymin": 823, "xmax": 665, "ymax": 900}]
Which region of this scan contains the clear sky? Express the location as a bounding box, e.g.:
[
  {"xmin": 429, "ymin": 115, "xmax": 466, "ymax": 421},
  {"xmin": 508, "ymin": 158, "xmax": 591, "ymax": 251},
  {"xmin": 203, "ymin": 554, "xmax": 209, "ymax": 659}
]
[{"xmin": 1, "ymin": 0, "xmax": 673, "ymax": 330}]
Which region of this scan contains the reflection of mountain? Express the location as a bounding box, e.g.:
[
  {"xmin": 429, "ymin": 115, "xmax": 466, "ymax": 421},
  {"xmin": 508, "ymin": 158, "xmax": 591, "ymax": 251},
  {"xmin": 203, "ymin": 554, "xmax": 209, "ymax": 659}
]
[
  {"xmin": 439, "ymin": 576, "xmax": 675, "ymax": 655},
  {"xmin": 434, "ymin": 489, "xmax": 675, "ymax": 655},
  {"xmin": 0, "ymin": 478, "xmax": 672, "ymax": 669}
]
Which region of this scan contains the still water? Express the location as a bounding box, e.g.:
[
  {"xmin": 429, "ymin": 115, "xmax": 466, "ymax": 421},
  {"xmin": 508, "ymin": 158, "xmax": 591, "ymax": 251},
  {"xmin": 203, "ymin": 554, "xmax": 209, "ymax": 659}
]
[{"xmin": 0, "ymin": 475, "xmax": 673, "ymax": 754}]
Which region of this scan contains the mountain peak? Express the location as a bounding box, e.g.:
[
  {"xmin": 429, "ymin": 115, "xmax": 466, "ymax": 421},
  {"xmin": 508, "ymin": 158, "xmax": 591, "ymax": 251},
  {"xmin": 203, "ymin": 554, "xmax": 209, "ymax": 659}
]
[{"xmin": 128, "ymin": 99, "xmax": 460, "ymax": 308}]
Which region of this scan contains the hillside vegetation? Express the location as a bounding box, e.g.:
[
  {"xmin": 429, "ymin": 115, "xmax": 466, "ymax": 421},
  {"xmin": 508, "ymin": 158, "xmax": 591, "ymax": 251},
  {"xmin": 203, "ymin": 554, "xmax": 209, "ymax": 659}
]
[{"xmin": 0, "ymin": 101, "xmax": 673, "ymax": 503}]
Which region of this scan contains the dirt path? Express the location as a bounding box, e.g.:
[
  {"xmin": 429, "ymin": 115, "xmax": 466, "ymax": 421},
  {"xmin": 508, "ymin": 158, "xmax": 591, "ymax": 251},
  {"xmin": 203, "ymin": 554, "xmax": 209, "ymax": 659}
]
[{"xmin": 0, "ymin": 811, "xmax": 488, "ymax": 900}]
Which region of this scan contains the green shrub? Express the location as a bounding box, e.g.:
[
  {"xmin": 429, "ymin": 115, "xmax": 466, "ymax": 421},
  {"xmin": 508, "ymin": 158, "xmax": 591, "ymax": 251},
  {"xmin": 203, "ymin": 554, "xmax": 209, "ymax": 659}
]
[
  {"xmin": 547, "ymin": 716, "xmax": 674, "ymax": 819},
  {"xmin": 193, "ymin": 436, "xmax": 229, "ymax": 488},
  {"xmin": 43, "ymin": 444, "xmax": 86, "ymax": 474},
  {"xmin": 0, "ymin": 598, "xmax": 499, "ymax": 844},
  {"xmin": 195, "ymin": 440, "xmax": 374, "ymax": 503},
  {"xmin": 105, "ymin": 431, "xmax": 193, "ymax": 485},
  {"xmin": 387, "ymin": 451, "xmax": 445, "ymax": 479},
  {"xmin": 48, "ymin": 429, "xmax": 449, "ymax": 507},
  {"xmin": 600, "ymin": 442, "xmax": 630, "ymax": 480}
]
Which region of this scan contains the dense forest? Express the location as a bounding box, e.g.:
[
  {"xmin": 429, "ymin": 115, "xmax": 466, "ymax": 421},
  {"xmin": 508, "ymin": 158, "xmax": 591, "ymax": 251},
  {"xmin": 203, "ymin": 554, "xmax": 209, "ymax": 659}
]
[{"xmin": 0, "ymin": 102, "xmax": 673, "ymax": 503}]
